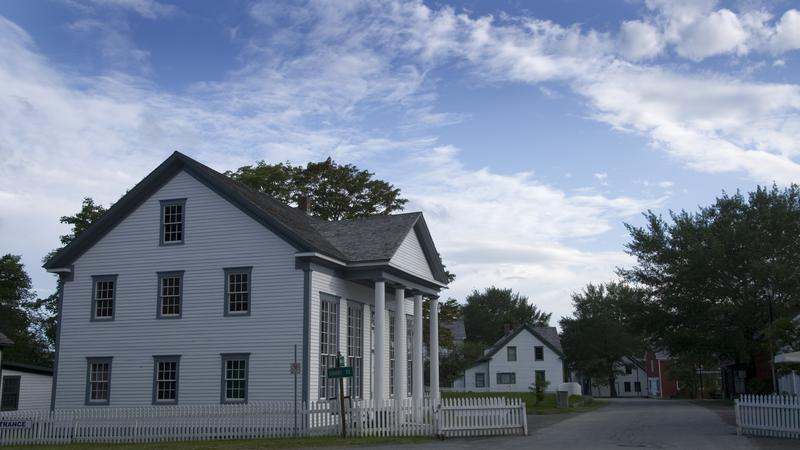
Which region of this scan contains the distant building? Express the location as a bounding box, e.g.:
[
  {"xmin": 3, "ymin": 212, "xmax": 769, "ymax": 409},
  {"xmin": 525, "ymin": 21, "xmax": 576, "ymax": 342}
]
[
  {"xmin": 1, "ymin": 362, "xmax": 53, "ymax": 411},
  {"xmin": 576, "ymin": 356, "xmax": 647, "ymax": 397},
  {"xmin": 452, "ymin": 324, "xmax": 565, "ymax": 392},
  {"xmin": 645, "ymin": 351, "xmax": 679, "ymax": 398}
]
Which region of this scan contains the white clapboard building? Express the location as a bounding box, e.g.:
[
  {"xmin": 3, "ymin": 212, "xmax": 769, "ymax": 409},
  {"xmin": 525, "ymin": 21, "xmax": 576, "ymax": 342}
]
[
  {"xmin": 453, "ymin": 324, "xmax": 565, "ymax": 392},
  {"xmin": 44, "ymin": 152, "xmax": 449, "ymax": 409}
]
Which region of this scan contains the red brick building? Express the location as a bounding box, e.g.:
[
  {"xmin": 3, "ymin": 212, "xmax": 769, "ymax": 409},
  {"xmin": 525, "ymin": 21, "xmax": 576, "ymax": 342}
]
[{"xmin": 645, "ymin": 351, "xmax": 679, "ymax": 398}]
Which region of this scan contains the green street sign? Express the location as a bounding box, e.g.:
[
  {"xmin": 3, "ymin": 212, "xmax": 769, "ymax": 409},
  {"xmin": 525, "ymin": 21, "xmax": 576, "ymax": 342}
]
[{"xmin": 327, "ymin": 367, "xmax": 353, "ymax": 379}]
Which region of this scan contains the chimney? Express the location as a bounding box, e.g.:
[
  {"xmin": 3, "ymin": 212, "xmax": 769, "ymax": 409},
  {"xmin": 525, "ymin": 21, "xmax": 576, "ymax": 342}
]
[
  {"xmin": 503, "ymin": 323, "xmax": 512, "ymax": 334},
  {"xmin": 297, "ymin": 195, "xmax": 312, "ymax": 215}
]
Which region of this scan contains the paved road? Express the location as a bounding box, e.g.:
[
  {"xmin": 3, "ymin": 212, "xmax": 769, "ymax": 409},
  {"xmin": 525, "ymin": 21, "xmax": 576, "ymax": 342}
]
[{"xmin": 321, "ymin": 398, "xmax": 795, "ymax": 450}]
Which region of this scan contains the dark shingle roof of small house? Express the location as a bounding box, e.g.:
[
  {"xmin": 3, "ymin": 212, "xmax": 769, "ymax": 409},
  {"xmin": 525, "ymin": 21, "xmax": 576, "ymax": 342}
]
[
  {"xmin": 443, "ymin": 319, "xmax": 467, "ymax": 341},
  {"xmin": 44, "ymin": 152, "xmax": 448, "ymax": 284},
  {"xmin": 0, "ymin": 331, "xmax": 13, "ymax": 347}
]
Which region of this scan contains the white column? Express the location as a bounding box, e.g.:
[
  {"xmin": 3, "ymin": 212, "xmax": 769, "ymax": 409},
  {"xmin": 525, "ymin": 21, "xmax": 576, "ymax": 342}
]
[
  {"xmin": 374, "ymin": 280, "xmax": 385, "ymax": 407},
  {"xmin": 429, "ymin": 297, "xmax": 440, "ymax": 403},
  {"xmin": 394, "ymin": 287, "xmax": 407, "ymax": 401},
  {"xmin": 412, "ymin": 294, "xmax": 423, "ymax": 407}
]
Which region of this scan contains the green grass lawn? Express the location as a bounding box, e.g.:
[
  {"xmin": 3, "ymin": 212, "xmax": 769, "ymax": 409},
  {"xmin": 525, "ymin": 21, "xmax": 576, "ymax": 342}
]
[
  {"xmin": 2, "ymin": 436, "xmax": 432, "ymax": 450},
  {"xmin": 442, "ymin": 391, "xmax": 607, "ymax": 415}
]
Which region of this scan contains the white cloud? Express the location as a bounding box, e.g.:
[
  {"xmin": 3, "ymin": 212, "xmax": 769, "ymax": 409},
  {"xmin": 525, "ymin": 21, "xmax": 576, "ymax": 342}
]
[
  {"xmin": 769, "ymin": 9, "xmax": 800, "ymax": 53},
  {"xmin": 673, "ymin": 9, "xmax": 748, "ymax": 60},
  {"xmin": 83, "ymin": 0, "xmax": 176, "ymax": 19},
  {"xmin": 617, "ymin": 20, "xmax": 663, "ymax": 60}
]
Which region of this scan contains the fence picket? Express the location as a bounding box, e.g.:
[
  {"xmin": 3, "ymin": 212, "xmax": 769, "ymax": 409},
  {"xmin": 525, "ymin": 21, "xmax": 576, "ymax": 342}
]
[{"xmin": 736, "ymin": 394, "xmax": 800, "ymax": 440}]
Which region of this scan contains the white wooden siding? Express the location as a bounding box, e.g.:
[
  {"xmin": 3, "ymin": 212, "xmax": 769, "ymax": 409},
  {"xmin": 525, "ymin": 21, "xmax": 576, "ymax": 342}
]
[
  {"xmin": 308, "ymin": 268, "xmax": 414, "ymax": 402},
  {"xmin": 55, "ymin": 170, "xmax": 305, "ymax": 408},
  {"xmin": 390, "ymin": 230, "xmax": 434, "ymax": 281},
  {"xmin": 462, "ymin": 362, "xmax": 489, "ymax": 392},
  {"xmin": 487, "ymin": 330, "xmax": 564, "ymax": 392},
  {"xmin": 588, "ymin": 357, "xmax": 647, "ymax": 397},
  {"xmin": 1, "ymin": 369, "xmax": 52, "ymax": 410}
]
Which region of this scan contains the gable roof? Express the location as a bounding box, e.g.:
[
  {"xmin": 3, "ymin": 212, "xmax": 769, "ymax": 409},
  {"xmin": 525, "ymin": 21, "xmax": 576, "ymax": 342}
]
[
  {"xmin": 443, "ymin": 318, "xmax": 467, "ymax": 341},
  {"xmin": 0, "ymin": 331, "xmax": 13, "ymax": 347},
  {"xmin": 44, "ymin": 152, "xmax": 449, "ymax": 284},
  {"xmin": 478, "ymin": 324, "xmax": 563, "ymax": 362}
]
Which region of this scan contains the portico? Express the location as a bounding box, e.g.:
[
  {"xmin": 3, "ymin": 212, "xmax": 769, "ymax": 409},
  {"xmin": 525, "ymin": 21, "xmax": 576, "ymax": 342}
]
[{"xmin": 371, "ymin": 280, "xmax": 440, "ymax": 409}]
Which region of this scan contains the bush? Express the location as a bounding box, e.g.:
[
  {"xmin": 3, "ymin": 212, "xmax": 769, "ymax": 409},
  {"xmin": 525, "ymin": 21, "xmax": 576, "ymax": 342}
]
[
  {"xmin": 747, "ymin": 378, "xmax": 773, "ymax": 395},
  {"xmin": 529, "ymin": 380, "xmax": 551, "ymax": 405}
]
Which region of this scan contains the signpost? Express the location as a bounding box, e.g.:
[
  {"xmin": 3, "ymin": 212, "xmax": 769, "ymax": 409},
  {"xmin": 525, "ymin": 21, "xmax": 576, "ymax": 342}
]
[
  {"xmin": 327, "ymin": 352, "xmax": 353, "ymax": 438},
  {"xmin": 290, "ymin": 345, "xmax": 301, "ymax": 438}
]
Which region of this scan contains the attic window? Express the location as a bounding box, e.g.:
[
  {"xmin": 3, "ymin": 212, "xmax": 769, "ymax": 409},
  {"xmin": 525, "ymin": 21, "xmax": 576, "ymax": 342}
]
[{"xmin": 160, "ymin": 199, "xmax": 186, "ymax": 245}]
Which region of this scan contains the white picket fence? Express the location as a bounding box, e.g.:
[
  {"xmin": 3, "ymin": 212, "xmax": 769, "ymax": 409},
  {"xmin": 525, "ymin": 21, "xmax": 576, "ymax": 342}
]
[
  {"xmin": 736, "ymin": 394, "xmax": 800, "ymax": 439},
  {"xmin": 0, "ymin": 397, "xmax": 526, "ymax": 446},
  {"xmin": 438, "ymin": 397, "xmax": 527, "ymax": 438}
]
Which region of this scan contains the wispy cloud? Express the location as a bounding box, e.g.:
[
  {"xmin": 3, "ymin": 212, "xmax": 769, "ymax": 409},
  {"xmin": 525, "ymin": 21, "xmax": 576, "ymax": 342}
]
[{"xmin": 2, "ymin": 0, "xmax": 800, "ymax": 320}]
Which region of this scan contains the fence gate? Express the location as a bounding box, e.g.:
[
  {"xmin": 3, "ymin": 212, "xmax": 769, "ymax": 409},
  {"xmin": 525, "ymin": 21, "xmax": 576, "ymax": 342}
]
[{"xmin": 437, "ymin": 397, "xmax": 528, "ymax": 438}]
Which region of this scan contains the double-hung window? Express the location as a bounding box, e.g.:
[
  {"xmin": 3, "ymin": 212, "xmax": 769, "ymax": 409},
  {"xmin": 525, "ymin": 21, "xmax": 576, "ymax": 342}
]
[
  {"xmin": 158, "ymin": 272, "xmax": 183, "ymax": 318},
  {"xmin": 507, "ymin": 346, "xmax": 517, "ymax": 361},
  {"xmin": 624, "ymin": 381, "xmax": 632, "ymax": 393},
  {"xmin": 86, "ymin": 357, "xmax": 112, "ymax": 405},
  {"xmin": 347, "ymin": 302, "xmax": 364, "ymax": 399},
  {"xmin": 475, "ymin": 372, "xmax": 486, "ymax": 388},
  {"xmin": 534, "ymin": 346, "xmax": 544, "ymax": 361},
  {"xmin": 319, "ymin": 293, "xmax": 339, "ymax": 399},
  {"xmin": 92, "ymin": 275, "xmax": 117, "ymax": 320},
  {"xmin": 153, "ymin": 356, "xmax": 180, "ymax": 404},
  {"xmin": 224, "ymin": 267, "xmax": 252, "ymax": 315},
  {"xmin": 221, "ymin": 353, "xmax": 249, "ymax": 403},
  {"xmin": 496, "ymin": 372, "xmax": 516, "ymax": 385},
  {"xmin": 1, "ymin": 376, "xmax": 21, "ymax": 411},
  {"xmin": 535, "ymin": 370, "xmax": 546, "ymax": 387},
  {"xmin": 160, "ymin": 199, "xmax": 186, "ymax": 245}
]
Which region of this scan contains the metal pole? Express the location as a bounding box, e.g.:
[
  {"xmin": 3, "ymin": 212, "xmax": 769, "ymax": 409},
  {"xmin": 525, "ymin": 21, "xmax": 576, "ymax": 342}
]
[
  {"xmin": 768, "ymin": 288, "xmax": 778, "ymax": 394},
  {"xmin": 294, "ymin": 344, "xmax": 298, "ymax": 438}
]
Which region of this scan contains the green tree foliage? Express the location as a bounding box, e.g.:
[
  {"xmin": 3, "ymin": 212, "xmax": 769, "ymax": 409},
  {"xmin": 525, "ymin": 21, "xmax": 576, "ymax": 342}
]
[
  {"xmin": 559, "ymin": 282, "xmax": 644, "ymax": 397},
  {"xmin": 620, "ymin": 185, "xmax": 800, "ymax": 368},
  {"xmin": 0, "ymin": 254, "xmax": 52, "ymax": 365},
  {"xmin": 462, "ymin": 287, "xmax": 551, "ymax": 346},
  {"xmin": 226, "ymin": 158, "xmax": 408, "ymax": 221},
  {"xmin": 38, "ymin": 198, "xmax": 110, "ymax": 348},
  {"xmin": 438, "ymin": 341, "xmax": 483, "ymax": 388}
]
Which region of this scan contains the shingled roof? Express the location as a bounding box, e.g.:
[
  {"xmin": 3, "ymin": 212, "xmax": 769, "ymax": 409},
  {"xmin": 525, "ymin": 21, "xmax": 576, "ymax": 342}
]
[
  {"xmin": 44, "ymin": 152, "xmax": 448, "ymax": 284},
  {"xmin": 0, "ymin": 331, "xmax": 13, "ymax": 347}
]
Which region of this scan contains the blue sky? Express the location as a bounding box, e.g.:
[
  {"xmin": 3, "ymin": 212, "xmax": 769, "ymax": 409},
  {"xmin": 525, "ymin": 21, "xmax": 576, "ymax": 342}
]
[{"xmin": 1, "ymin": 0, "xmax": 799, "ymax": 322}]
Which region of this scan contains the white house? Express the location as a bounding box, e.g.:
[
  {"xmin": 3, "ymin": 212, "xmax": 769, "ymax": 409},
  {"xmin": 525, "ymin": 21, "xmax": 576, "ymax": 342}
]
[
  {"xmin": 576, "ymin": 356, "xmax": 647, "ymax": 397},
  {"xmin": 43, "ymin": 152, "xmax": 449, "ymax": 409},
  {"xmin": 453, "ymin": 324, "xmax": 564, "ymax": 392},
  {"xmin": 1, "ymin": 362, "xmax": 53, "ymax": 411}
]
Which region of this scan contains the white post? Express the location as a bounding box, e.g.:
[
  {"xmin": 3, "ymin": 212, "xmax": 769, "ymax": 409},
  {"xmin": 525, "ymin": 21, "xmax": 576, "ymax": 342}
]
[
  {"xmin": 394, "ymin": 287, "xmax": 407, "ymax": 402},
  {"xmin": 412, "ymin": 295, "xmax": 424, "ymax": 409},
  {"xmin": 430, "ymin": 297, "xmax": 440, "ymax": 404},
  {"xmin": 374, "ymin": 280, "xmax": 386, "ymax": 408}
]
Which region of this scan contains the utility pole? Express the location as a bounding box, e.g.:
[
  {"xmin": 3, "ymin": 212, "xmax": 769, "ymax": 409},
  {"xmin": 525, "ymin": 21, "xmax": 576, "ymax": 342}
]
[{"xmin": 768, "ymin": 286, "xmax": 778, "ymax": 394}]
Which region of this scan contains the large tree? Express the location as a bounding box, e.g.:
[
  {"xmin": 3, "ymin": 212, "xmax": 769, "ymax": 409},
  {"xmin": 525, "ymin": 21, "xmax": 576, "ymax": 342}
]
[
  {"xmin": 37, "ymin": 198, "xmax": 110, "ymax": 348},
  {"xmin": 0, "ymin": 254, "xmax": 52, "ymax": 365},
  {"xmin": 559, "ymin": 282, "xmax": 644, "ymax": 397},
  {"xmin": 620, "ymin": 185, "xmax": 800, "ymax": 374},
  {"xmin": 462, "ymin": 287, "xmax": 551, "ymax": 346},
  {"xmin": 226, "ymin": 158, "xmax": 407, "ymax": 221}
]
